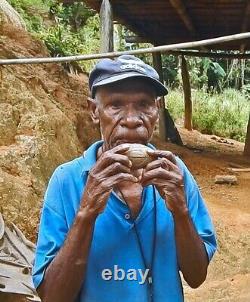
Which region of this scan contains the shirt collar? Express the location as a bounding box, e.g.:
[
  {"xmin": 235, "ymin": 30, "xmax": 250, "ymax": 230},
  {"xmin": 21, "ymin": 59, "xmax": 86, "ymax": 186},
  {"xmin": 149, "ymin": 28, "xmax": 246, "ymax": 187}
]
[
  {"xmin": 81, "ymin": 140, "xmax": 104, "ymax": 173},
  {"xmin": 81, "ymin": 140, "xmax": 156, "ymax": 174}
]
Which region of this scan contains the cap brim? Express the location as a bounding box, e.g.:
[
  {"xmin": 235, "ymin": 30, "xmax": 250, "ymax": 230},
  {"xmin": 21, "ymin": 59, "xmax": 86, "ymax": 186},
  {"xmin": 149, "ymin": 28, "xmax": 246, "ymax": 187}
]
[{"xmin": 91, "ymin": 72, "xmax": 168, "ymax": 97}]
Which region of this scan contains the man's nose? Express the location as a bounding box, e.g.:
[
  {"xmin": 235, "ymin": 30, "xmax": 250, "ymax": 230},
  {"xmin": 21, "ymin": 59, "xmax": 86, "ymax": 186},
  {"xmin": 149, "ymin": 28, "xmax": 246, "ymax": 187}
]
[{"xmin": 120, "ymin": 107, "xmax": 143, "ymax": 128}]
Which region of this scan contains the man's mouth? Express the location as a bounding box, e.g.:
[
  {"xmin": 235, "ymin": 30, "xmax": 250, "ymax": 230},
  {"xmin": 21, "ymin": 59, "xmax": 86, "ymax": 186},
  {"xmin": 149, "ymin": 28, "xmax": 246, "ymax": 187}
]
[{"xmin": 114, "ymin": 139, "xmax": 146, "ymax": 146}]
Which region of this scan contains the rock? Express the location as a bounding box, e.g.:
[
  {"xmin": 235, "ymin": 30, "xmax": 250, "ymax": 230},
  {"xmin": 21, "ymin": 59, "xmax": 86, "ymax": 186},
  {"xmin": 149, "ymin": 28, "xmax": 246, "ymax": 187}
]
[
  {"xmin": 0, "ymin": 23, "xmax": 100, "ymax": 241},
  {"xmin": 210, "ymin": 135, "xmax": 234, "ymax": 145},
  {"xmin": 0, "ymin": 0, "xmax": 26, "ymax": 29},
  {"xmin": 214, "ymin": 175, "xmax": 238, "ymax": 185}
]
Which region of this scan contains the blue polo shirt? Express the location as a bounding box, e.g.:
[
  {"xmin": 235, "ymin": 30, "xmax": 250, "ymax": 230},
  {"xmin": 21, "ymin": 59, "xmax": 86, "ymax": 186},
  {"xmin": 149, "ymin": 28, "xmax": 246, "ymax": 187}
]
[{"xmin": 32, "ymin": 141, "xmax": 217, "ymax": 302}]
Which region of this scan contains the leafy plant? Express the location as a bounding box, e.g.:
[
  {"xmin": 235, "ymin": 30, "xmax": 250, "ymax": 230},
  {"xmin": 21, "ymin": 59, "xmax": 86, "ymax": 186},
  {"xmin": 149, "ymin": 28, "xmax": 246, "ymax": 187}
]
[
  {"xmin": 7, "ymin": 0, "xmax": 101, "ymax": 72},
  {"xmin": 166, "ymin": 88, "xmax": 249, "ymax": 142}
]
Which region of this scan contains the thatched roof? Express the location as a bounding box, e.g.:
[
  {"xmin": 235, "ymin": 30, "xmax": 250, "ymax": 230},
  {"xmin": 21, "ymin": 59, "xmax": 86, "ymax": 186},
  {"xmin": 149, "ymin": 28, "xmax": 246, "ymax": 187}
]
[{"xmin": 65, "ymin": 0, "xmax": 250, "ymax": 51}]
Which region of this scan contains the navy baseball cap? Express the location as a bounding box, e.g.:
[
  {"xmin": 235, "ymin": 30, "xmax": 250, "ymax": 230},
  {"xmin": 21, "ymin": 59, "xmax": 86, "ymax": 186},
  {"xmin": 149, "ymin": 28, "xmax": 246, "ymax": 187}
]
[{"xmin": 89, "ymin": 55, "xmax": 168, "ymax": 98}]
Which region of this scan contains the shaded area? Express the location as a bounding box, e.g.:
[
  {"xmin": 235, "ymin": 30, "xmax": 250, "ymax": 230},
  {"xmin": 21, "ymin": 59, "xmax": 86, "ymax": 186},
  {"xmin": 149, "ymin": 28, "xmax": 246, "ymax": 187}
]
[{"xmin": 81, "ymin": 0, "xmax": 250, "ymax": 50}]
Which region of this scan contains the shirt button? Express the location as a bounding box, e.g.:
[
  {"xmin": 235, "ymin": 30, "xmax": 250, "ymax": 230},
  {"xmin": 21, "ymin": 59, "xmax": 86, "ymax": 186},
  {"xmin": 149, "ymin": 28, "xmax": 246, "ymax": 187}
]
[{"xmin": 124, "ymin": 213, "xmax": 130, "ymax": 220}]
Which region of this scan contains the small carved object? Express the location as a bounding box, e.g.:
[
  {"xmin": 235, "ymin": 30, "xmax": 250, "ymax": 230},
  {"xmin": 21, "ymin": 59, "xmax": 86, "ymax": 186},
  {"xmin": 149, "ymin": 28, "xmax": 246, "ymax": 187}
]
[{"xmin": 124, "ymin": 144, "xmax": 153, "ymax": 169}]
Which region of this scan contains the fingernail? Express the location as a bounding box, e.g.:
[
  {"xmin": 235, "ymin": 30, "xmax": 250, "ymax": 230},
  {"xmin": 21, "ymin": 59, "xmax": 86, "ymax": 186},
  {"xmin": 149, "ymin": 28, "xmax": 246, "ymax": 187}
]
[{"xmin": 129, "ymin": 160, "xmax": 132, "ymax": 167}]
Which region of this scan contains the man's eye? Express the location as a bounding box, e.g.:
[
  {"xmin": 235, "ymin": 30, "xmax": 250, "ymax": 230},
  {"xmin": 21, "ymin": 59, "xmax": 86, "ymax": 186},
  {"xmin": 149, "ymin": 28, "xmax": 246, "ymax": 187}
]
[
  {"xmin": 139, "ymin": 100, "xmax": 153, "ymax": 108},
  {"xmin": 111, "ymin": 101, "xmax": 122, "ymax": 108}
]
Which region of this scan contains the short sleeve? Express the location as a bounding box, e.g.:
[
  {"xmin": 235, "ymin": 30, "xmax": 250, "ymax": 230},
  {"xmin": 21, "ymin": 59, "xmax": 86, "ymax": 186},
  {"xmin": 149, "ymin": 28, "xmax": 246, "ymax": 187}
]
[
  {"xmin": 32, "ymin": 168, "xmax": 68, "ymax": 289},
  {"xmin": 176, "ymin": 157, "xmax": 217, "ymax": 262}
]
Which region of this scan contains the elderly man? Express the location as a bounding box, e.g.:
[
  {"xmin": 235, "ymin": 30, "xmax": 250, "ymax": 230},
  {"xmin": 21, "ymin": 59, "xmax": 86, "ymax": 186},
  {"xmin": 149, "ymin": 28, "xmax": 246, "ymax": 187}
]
[{"xmin": 32, "ymin": 55, "xmax": 217, "ymax": 302}]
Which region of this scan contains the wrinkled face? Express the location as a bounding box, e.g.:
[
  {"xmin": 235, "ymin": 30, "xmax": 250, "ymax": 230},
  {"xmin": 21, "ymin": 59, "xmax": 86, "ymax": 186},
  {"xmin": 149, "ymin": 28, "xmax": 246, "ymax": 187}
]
[{"xmin": 88, "ymin": 78, "xmax": 159, "ymax": 150}]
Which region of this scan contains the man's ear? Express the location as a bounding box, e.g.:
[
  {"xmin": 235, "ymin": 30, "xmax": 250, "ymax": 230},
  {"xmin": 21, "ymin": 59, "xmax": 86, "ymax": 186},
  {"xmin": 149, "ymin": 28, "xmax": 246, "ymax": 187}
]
[
  {"xmin": 87, "ymin": 97, "xmax": 99, "ymax": 124},
  {"xmin": 156, "ymin": 97, "xmax": 161, "ymax": 110},
  {"xmin": 155, "ymin": 97, "xmax": 161, "ymax": 123}
]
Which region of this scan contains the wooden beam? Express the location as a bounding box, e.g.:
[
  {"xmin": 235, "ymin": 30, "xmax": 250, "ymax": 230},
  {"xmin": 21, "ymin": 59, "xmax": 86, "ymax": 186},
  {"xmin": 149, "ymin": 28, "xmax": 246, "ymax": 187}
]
[
  {"xmin": 240, "ymin": 1, "xmax": 250, "ymax": 52},
  {"xmin": 152, "ymin": 52, "xmax": 164, "ymax": 82},
  {"xmin": 100, "ymin": 0, "xmax": 113, "ymax": 53},
  {"xmin": 1, "ymin": 32, "xmax": 250, "ymax": 66},
  {"xmin": 181, "ymin": 55, "xmax": 192, "ymax": 131},
  {"xmin": 152, "ymin": 52, "xmax": 167, "ymax": 141},
  {"xmin": 169, "ymin": 0, "xmax": 196, "ymax": 36},
  {"xmin": 152, "ymin": 52, "xmax": 183, "ymax": 145},
  {"xmin": 167, "ymin": 50, "xmax": 250, "ymax": 59},
  {"xmin": 244, "ymin": 113, "xmax": 250, "ymax": 157},
  {"xmin": 125, "ymin": 36, "xmax": 149, "ymax": 44}
]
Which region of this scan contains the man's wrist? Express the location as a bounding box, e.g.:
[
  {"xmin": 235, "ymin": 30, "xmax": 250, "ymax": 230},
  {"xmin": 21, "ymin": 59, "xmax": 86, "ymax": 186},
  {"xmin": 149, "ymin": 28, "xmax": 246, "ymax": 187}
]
[
  {"xmin": 77, "ymin": 206, "xmax": 98, "ymax": 224},
  {"xmin": 171, "ymin": 206, "xmax": 189, "ymax": 221}
]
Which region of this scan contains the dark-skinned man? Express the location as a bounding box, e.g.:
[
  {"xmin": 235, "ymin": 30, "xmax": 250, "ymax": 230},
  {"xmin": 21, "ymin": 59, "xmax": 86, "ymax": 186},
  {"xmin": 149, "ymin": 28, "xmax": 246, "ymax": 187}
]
[{"xmin": 32, "ymin": 55, "xmax": 217, "ymax": 302}]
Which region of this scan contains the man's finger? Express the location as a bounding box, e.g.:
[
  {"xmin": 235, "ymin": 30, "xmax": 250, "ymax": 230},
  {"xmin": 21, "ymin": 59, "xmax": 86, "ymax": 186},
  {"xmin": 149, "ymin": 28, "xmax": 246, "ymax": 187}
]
[
  {"xmin": 147, "ymin": 149, "xmax": 177, "ymax": 165},
  {"xmin": 142, "ymin": 168, "xmax": 173, "ymax": 184},
  {"xmin": 97, "ymin": 162, "xmax": 131, "ymax": 178},
  {"xmin": 102, "ymin": 173, "xmax": 138, "ymax": 189},
  {"xmin": 141, "ymin": 168, "xmax": 182, "ymax": 186},
  {"xmin": 144, "ymin": 157, "xmax": 176, "ymax": 172},
  {"xmin": 111, "ymin": 143, "xmax": 131, "ymax": 154},
  {"xmin": 97, "ymin": 153, "xmax": 132, "ymax": 170}
]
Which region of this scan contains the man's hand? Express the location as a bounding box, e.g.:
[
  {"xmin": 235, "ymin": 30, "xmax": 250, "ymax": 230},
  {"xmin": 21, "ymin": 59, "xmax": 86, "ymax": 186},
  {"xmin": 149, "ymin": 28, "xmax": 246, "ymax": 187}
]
[
  {"xmin": 80, "ymin": 144, "xmax": 138, "ymax": 217},
  {"xmin": 141, "ymin": 150, "xmax": 188, "ymax": 216},
  {"xmin": 141, "ymin": 149, "xmax": 209, "ymax": 288}
]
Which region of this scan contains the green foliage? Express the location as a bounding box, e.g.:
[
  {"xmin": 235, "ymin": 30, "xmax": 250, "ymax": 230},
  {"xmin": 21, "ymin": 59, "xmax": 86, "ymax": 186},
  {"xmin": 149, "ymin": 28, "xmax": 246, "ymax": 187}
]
[
  {"xmin": 49, "ymin": 1, "xmax": 95, "ymax": 30},
  {"xmin": 8, "ymin": 0, "xmax": 50, "ymax": 31},
  {"xmin": 37, "ymin": 13, "xmax": 100, "ymax": 71},
  {"xmin": 162, "ymin": 55, "xmax": 179, "ymax": 88},
  {"xmin": 8, "ymin": 0, "xmax": 100, "ymax": 72},
  {"xmin": 166, "ymin": 89, "xmax": 249, "ymax": 142},
  {"xmin": 242, "ymin": 84, "xmax": 250, "ymax": 100}
]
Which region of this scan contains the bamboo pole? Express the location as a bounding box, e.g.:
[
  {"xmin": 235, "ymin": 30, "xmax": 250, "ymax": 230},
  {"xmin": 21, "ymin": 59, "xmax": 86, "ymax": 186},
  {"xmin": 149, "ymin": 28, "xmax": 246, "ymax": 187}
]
[
  {"xmin": 0, "ymin": 32, "xmax": 250, "ymax": 65},
  {"xmin": 181, "ymin": 55, "xmax": 192, "ymax": 131}
]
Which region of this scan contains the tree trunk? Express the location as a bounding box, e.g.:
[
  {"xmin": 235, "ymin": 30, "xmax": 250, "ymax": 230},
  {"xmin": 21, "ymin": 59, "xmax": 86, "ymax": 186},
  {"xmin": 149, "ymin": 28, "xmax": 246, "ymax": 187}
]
[
  {"xmin": 100, "ymin": 0, "xmax": 113, "ymax": 53},
  {"xmin": 181, "ymin": 55, "xmax": 192, "ymax": 130},
  {"xmin": 244, "ymin": 113, "xmax": 250, "ymax": 157},
  {"xmin": 0, "ymin": 0, "xmax": 26, "ymax": 29},
  {"xmin": 152, "ymin": 52, "xmax": 168, "ymax": 141},
  {"xmin": 241, "ymin": 59, "xmax": 245, "ymax": 88}
]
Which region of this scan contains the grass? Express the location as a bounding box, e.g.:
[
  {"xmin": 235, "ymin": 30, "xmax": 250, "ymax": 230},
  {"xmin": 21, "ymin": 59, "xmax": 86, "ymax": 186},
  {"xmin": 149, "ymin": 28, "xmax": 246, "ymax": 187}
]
[{"xmin": 166, "ymin": 88, "xmax": 249, "ymax": 142}]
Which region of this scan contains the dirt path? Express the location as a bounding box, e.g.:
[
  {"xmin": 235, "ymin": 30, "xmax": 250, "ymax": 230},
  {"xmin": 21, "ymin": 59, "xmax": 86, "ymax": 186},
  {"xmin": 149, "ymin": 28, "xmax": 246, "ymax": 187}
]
[
  {"xmin": 155, "ymin": 129, "xmax": 250, "ymax": 302},
  {"xmin": 185, "ymin": 172, "xmax": 250, "ymax": 302}
]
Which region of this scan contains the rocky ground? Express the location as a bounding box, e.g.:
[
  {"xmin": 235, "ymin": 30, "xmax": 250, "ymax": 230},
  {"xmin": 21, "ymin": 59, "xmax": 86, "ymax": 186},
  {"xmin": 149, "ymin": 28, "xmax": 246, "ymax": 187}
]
[
  {"xmin": 0, "ymin": 14, "xmax": 250, "ymax": 302},
  {"xmin": 0, "ymin": 20, "xmax": 99, "ymax": 240}
]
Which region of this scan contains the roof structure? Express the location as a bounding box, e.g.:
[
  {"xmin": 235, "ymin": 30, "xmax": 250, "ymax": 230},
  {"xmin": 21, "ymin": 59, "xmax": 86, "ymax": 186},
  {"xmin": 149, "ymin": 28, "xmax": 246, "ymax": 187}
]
[{"xmin": 67, "ymin": 0, "xmax": 250, "ymax": 51}]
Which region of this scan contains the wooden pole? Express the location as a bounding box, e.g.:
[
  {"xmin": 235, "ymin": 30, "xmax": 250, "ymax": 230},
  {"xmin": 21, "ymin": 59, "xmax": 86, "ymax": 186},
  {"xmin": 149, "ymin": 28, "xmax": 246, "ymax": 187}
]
[
  {"xmin": 152, "ymin": 52, "xmax": 167, "ymax": 141},
  {"xmin": 241, "ymin": 59, "xmax": 245, "ymax": 88},
  {"xmin": 244, "ymin": 113, "xmax": 250, "ymax": 157},
  {"xmin": 167, "ymin": 50, "xmax": 250, "ymax": 60},
  {"xmin": 100, "ymin": 0, "xmax": 113, "ymax": 53},
  {"xmin": 181, "ymin": 55, "xmax": 192, "ymax": 130},
  {"xmin": 1, "ymin": 32, "xmax": 250, "ymax": 65}
]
